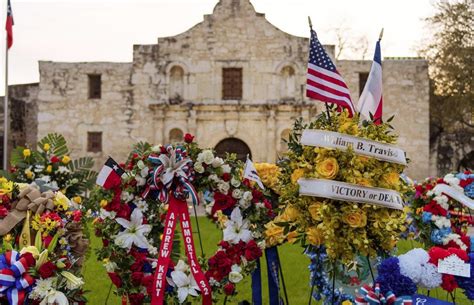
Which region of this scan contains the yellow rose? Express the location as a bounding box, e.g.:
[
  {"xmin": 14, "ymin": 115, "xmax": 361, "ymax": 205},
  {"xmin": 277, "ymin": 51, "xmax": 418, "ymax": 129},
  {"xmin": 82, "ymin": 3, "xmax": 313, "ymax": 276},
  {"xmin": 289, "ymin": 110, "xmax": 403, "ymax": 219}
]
[
  {"xmin": 255, "ymin": 163, "xmax": 281, "ymax": 191},
  {"xmin": 43, "ymin": 143, "xmax": 50, "ymax": 152},
  {"xmin": 356, "ymin": 178, "xmax": 373, "ymax": 187},
  {"xmin": 291, "ymin": 168, "xmax": 305, "ymax": 185},
  {"xmin": 23, "ymin": 149, "xmax": 31, "ymax": 158},
  {"xmin": 264, "ymin": 223, "xmax": 285, "ymax": 246},
  {"xmin": 316, "ymin": 157, "xmax": 339, "ymax": 180},
  {"xmin": 338, "ymin": 121, "xmax": 358, "ymax": 135},
  {"xmin": 342, "ymin": 300, "xmax": 353, "ymax": 305},
  {"xmin": 343, "ymin": 211, "xmax": 367, "ymax": 228},
  {"xmin": 62, "ymin": 155, "xmax": 71, "ymax": 164},
  {"xmin": 72, "ymin": 196, "xmax": 82, "ymax": 205},
  {"xmin": 382, "ymin": 172, "xmax": 400, "ymax": 188},
  {"xmin": 100, "ymin": 199, "xmax": 108, "ymax": 208},
  {"xmin": 308, "ymin": 203, "xmax": 322, "ymax": 221},
  {"xmin": 278, "ymin": 205, "xmax": 300, "ymax": 222},
  {"xmin": 46, "ymin": 165, "xmax": 52, "ymax": 173},
  {"xmin": 306, "ymin": 226, "xmax": 325, "ymax": 246}
]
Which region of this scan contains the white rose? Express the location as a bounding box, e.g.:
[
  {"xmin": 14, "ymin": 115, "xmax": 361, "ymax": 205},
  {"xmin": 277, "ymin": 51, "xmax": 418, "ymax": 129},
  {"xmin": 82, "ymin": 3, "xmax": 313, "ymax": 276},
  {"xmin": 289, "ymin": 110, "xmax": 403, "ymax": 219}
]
[
  {"xmin": 194, "ymin": 162, "xmax": 205, "ymax": 173},
  {"xmin": 137, "ymin": 160, "xmax": 145, "ymax": 169},
  {"xmin": 242, "ymin": 191, "xmax": 253, "ymax": 202},
  {"xmin": 232, "ymin": 189, "xmax": 243, "ymax": 199},
  {"xmin": 239, "ymin": 197, "xmax": 251, "ymax": 209},
  {"xmin": 255, "ymin": 202, "xmax": 265, "ymax": 209},
  {"xmin": 200, "ymin": 150, "xmax": 214, "ymax": 165},
  {"xmin": 231, "ymin": 177, "xmax": 241, "ymax": 188},
  {"xmin": 140, "ymin": 166, "xmax": 149, "ymax": 178},
  {"xmin": 209, "ymin": 174, "xmax": 220, "ymax": 183},
  {"xmin": 135, "ymin": 176, "xmax": 146, "ymax": 186},
  {"xmin": 217, "ymin": 182, "xmax": 230, "ymax": 194},
  {"xmin": 222, "ymin": 164, "xmax": 231, "ymax": 174},
  {"xmin": 212, "ymin": 157, "xmax": 224, "ymax": 168},
  {"xmin": 228, "ymin": 265, "xmax": 243, "ymax": 283}
]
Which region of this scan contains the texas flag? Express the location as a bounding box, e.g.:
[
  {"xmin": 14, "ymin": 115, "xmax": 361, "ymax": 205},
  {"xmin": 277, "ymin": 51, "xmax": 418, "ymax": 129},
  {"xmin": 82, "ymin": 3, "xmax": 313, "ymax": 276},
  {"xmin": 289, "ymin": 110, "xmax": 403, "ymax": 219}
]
[
  {"xmin": 96, "ymin": 157, "xmax": 125, "ymax": 189},
  {"xmin": 357, "ymin": 38, "xmax": 383, "ymax": 124},
  {"xmin": 5, "ymin": 0, "xmax": 14, "ymax": 49}
]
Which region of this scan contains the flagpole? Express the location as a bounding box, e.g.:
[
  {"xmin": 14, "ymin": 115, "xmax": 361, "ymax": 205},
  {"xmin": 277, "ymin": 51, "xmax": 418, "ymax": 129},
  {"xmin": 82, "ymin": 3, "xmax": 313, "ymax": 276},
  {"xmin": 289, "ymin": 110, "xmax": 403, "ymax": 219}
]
[{"xmin": 3, "ymin": 27, "xmax": 8, "ymax": 171}]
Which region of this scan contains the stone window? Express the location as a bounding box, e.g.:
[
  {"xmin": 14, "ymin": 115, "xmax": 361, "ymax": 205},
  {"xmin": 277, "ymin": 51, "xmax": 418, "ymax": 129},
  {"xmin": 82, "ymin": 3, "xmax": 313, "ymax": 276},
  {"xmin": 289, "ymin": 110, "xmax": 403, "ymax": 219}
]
[
  {"xmin": 87, "ymin": 132, "xmax": 102, "ymax": 153},
  {"xmin": 169, "ymin": 66, "xmax": 184, "ymax": 103},
  {"xmin": 169, "ymin": 128, "xmax": 184, "ymax": 143},
  {"xmin": 280, "ymin": 66, "xmax": 295, "ymax": 99},
  {"xmin": 88, "ymin": 74, "xmax": 102, "ymax": 99},
  {"xmin": 359, "ymin": 72, "xmax": 369, "ymax": 96},
  {"xmin": 222, "ymin": 68, "xmax": 242, "ymax": 100}
]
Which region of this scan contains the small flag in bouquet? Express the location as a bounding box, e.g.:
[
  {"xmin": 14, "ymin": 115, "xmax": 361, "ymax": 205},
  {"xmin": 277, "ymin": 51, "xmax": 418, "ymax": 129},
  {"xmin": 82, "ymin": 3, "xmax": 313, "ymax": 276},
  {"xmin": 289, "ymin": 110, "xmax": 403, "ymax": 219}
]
[{"xmin": 96, "ymin": 157, "xmax": 125, "ymax": 189}]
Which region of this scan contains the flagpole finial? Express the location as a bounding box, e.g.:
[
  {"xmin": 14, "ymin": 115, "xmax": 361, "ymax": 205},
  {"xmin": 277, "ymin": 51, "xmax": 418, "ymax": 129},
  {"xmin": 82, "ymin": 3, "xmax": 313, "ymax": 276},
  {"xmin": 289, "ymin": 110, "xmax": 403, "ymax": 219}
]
[
  {"xmin": 379, "ymin": 28, "xmax": 384, "ymax": 41},
  {"xmin": 308, "ymin": 16, "xmax": 313, "ymax": 30}
]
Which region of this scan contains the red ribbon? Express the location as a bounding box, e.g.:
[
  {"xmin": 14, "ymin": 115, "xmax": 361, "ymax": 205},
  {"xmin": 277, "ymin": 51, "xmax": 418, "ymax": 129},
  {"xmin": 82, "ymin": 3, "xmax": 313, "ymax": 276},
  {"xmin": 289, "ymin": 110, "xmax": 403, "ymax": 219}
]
[{"xmin": 151, "ymin": 195, "xmax": 212, "ymax": 305}]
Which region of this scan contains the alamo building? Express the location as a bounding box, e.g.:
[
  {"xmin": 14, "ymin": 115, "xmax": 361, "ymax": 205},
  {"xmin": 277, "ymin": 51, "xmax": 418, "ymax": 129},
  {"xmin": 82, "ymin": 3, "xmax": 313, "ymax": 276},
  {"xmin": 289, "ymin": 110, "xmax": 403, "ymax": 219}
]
[{"xmin": 2, "ymin": 0, "xmax": 433, "ymax": 179}]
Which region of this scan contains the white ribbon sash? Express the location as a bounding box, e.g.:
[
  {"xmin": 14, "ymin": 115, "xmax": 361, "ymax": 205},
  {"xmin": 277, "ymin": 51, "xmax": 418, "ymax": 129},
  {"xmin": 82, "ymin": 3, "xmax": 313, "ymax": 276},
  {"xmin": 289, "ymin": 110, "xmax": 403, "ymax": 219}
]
[
  {"xmin": 298, "ymin": 178, "xmax": 404, "ymax": 210},
  {"xmin": 433, "ymin": 184, "xmax": 474, "ymax": 210},
  {"xmin": 300, "ymin": 130, "xmax": 407, "ymax": 165}
]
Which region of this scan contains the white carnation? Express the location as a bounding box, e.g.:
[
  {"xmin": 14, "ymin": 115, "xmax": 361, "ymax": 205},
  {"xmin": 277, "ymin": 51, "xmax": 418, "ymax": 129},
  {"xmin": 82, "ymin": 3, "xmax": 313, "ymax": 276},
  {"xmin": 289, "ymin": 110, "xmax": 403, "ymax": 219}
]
[
  {"xmin": 399, "ymin": 248, "xmax": 429, "ymax": 283},
  {"xmin": 419, "ymin": 263, "xmax": 443, "ymax": 289}
]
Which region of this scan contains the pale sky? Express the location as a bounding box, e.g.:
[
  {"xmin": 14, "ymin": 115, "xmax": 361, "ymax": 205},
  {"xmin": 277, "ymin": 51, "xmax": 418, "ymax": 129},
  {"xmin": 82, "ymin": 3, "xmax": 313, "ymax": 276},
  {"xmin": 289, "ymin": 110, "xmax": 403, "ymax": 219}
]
[{"xmin": 0, "ymin": 0, "xmax": 438, "ymax": 95}]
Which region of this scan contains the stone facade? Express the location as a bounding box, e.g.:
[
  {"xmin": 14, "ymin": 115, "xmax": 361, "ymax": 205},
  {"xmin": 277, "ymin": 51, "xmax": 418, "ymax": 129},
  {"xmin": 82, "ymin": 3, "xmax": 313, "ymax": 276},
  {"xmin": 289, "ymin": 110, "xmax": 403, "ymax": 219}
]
[{"xmin": 10, "ymin": 0, "xmax": 431, "ymax": 179}]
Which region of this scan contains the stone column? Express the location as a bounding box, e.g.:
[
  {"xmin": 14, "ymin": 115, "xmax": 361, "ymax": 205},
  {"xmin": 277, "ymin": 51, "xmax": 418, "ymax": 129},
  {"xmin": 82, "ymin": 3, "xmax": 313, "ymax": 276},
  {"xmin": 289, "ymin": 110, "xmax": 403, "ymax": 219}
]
[
  {"xmin": 266, "ymin": 107, "xmax": 276, "ymax": 163},
  {"xmin": 187, "ymin": 106, "xmax": 197, "ymax": 136},
  {"xmin": 152, "ymin": 105, "xmax": 166, "ymax": 145}
]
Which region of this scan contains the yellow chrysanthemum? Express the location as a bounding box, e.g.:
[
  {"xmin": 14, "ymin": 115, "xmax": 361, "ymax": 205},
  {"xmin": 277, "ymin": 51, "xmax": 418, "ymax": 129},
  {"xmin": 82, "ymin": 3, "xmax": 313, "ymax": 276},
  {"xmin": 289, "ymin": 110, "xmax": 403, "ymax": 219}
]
[{"xmin": 23, "ymin": 149, "xmax": 31, "ymax": 158}]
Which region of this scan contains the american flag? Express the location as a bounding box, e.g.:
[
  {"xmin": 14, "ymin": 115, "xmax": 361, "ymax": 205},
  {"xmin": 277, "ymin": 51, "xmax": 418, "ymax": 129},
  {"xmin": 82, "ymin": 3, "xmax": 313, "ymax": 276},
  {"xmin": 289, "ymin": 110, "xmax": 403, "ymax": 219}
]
[
  {"xmin": 306, "ymin": 29, "xmax": 354, "ymax": 115},
  {"xmin": 6, "ymin": 0, "xmax": 14, "ymax": 49}
]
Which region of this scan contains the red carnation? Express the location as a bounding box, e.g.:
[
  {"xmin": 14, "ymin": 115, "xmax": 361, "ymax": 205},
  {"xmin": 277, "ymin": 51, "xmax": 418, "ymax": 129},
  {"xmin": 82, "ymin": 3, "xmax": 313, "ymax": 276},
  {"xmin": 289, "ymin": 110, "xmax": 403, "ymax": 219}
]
[
  {"xmin": 222, "ymin": 173, "xmax": 231, "ymax": 182},
  {"xmin": 108, "ymin": 272, "xmax": 122, "ymax": 288},
  {"xmin": 131, "ymin": 272, "xmax": 144, "ymax": 286},
  {"xmin": 223, "ymin": 283, "xmax": 235, "ymax": 295},
  {"xmin": 441, "ymin": 274, "xmax": 458, "ymax": 292},
  {"xmin": 184, "ymin": 133, "xmax": 195, "ymax": 143},
  {"xmin": 50, "ymin": 156, "xmax": 60, "ymax": 163},
  {"xmin": 142, "ymin": 275, "xmax": 154, "ymax": 295},
  {"xmin": 38, "ymin": 261, "xmax": 57, "ymax": 279}
]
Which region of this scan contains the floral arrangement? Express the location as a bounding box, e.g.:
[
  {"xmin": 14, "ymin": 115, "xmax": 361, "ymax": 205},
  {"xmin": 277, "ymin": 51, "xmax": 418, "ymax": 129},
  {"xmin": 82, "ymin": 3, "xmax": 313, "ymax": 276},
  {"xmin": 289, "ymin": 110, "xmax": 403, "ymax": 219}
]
[
  {"xmin": 264, "ymin": 111, "xmax": 409, "ymax": 263},
  {"xmin": 411, "ymin": 171, "xmax": 473, "ymax": 251},
  {"xmin": 0, "ymin": 178, "xmax": 88, "ymax": 305},
  {"xmin": 373, "ymin": 245, "xmax": 474, "ymax": 301},
  {"xmin": 6, "ymin": 133, "xmax": 97, "ymax": 201},
  {"xmin": 93, "ymin": 136, "xmax": 275, "ymax": 304}
]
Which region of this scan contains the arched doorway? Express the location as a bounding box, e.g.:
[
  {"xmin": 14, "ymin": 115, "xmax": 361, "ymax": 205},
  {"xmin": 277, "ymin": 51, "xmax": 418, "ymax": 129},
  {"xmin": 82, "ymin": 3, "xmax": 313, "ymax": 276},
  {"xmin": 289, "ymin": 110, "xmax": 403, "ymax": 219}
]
[{"xmin": 214, "ymin": 138, "xmax": 251, "ymax": 162}]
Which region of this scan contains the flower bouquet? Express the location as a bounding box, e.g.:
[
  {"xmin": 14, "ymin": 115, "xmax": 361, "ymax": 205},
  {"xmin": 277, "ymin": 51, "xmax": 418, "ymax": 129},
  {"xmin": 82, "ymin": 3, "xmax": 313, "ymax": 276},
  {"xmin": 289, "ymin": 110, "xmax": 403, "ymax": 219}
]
[
  {"xmin": 6, "ymin": 133, "xmax": 97, "ymax": 201},
  {"xmin": 0, "ymin": 178, "xmax": 88, "ymax": 304}
]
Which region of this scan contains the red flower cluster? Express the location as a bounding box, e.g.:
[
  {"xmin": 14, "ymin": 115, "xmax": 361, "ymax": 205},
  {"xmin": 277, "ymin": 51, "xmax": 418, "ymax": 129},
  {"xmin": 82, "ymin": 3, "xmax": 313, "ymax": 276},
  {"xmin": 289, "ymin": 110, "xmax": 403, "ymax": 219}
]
[
  {"xmin": 206, "ymin": 240, "xmax": 262, "ymax": 283},
  {"xmin": 423, "ymin": 200, "xmax": 447, "ymax": 216}
]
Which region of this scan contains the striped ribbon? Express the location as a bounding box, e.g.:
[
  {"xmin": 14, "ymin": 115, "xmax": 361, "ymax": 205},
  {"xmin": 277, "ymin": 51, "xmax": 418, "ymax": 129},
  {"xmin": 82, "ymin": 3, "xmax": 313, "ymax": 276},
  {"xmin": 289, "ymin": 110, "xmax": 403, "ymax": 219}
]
[
  {"xmin": 0, "ymin": 251, "xmax": 36, "ymax": 305},
  {"xmin": 143, "ymin": 145, "xmax": 198, "ymax": 205},
  {"xmin": 355, "ymin": 284, "xmax": 413, "ymax": 305}
]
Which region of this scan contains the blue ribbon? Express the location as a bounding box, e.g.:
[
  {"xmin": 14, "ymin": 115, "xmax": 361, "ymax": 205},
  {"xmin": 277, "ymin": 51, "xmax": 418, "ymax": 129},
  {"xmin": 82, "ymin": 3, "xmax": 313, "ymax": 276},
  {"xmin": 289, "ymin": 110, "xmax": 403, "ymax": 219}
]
[{"xmin": 251, "ymin": 247, "xmax": 283, "ymax": 305}]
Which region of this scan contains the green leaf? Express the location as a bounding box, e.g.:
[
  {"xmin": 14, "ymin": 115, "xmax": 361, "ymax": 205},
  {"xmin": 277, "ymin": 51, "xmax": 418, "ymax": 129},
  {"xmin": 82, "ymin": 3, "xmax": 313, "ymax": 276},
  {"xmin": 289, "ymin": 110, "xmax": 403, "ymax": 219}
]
[{"xmin": 38, "ymin": 133, "xmax": 69, "ymax": 157}]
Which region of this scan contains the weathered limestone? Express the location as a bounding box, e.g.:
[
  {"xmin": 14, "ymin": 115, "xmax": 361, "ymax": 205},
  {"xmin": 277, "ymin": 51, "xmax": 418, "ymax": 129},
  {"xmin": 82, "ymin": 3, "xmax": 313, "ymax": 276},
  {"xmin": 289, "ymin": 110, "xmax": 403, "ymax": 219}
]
[{"xmin": 31, "ymin": 0, "xmax": 430, "ymax": 178}]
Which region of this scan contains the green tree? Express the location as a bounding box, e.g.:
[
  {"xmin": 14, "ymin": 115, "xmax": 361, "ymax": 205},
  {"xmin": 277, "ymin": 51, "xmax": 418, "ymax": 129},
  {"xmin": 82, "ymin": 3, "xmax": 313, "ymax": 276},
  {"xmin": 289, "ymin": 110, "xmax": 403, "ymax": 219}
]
[{"xmin": 422, "ymin": 0, "xmax": 473, "ymax": 172}]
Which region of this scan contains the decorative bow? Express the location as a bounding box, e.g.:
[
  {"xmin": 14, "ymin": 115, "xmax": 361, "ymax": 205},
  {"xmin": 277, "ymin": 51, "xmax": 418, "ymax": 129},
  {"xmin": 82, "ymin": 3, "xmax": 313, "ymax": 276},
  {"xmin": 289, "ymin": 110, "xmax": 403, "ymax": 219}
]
[
  {"xmin": 64, "ymin": 222, "xmax": 89, "ymax": 267},
  {"xmin": 0, "ymin": 186, "xmax": 55, "ymax": 235},
  {"xmin": 143, "ymin": 145, "xmax": 198, "ymax": 205},
  {"xmin": 0, "ymin": 251, "xmax": 36, "ymax": 305},
  {"xmin": 355, "ymin": 284, "xmax": 412, "ymax": 305}
]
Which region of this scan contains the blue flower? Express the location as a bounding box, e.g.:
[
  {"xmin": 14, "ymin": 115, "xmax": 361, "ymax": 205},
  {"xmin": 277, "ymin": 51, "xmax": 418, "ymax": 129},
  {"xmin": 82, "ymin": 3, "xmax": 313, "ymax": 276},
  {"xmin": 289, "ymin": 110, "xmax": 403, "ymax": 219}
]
[
  {"xmin": 430, "ymin": 228, "xmax": 451, "ymax": 244},
  {"xmin": 421, "ymin": 212, "xmax": 432, "ymax": 223}
]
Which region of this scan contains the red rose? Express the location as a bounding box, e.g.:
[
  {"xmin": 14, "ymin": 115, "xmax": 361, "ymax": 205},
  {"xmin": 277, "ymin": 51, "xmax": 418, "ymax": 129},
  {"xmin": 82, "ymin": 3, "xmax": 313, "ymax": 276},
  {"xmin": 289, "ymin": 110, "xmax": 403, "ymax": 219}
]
[
  {"xmin": 211, "ymin": 192, "xmax": 236, "ymax": 216},
  {"xmin": 128, "ymin": 293, "xmax": 145, "ymax": 305},
  {"xmin": 222, "ymin": 173, "xmax": 231, "ymax": 182},
  {"xmin": 131, "ymin": 272, "xmax": 144, "ymax": 285},
  {"xmin": 9, "ymin": 167, "xmax": 16, "ymax": 173},
  {"xmin": 244, "ymin": 240, "xmax": 262, "ymax": 261},
  {"xmin": 38, "ymin": 261, "xmax": 57, "ymax": 279},
  {"xmin": 108, "ymin": 272, "xmax": 122, "ymax": 288},
  {"xmin": 0, "ymin": 207, "xmax": 8, "ymax": 217},
  {"xmin": 184, "ymin": 133, "xmax": 195, "ymax": 143},
  {"xmin": 223, "ymin": 283, "xmax": 235, "ymax": 295},
  {"xmin": 50, "ymin": 156, "xmax": 60, "ymax": 163},
  {"xmin": 141, "ymin": 275, "xmax": 154, "ymax": 295},
  {"xmin": 42, "ymin": 235, "xmax": 53, "ymax": 248},
  {"xmin": 21, "ymin": 252, "xmax": 36, "ymax": 267},
  {"xmin": 1, "ymin": 195, "xmax": 10, "ymax": 205},
  {"xmin": 102, "ymin": 239, "xmax": 109, "ymax": 247}
]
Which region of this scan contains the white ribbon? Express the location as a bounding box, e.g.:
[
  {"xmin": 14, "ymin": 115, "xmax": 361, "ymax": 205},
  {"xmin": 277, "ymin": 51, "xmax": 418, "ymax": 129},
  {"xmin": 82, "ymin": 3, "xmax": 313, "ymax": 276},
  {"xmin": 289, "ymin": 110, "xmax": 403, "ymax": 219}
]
[
  {"xmin": 300, "ymin": 130, "xmax": 407, "ymax": 165},
  {"xmin": 433, "ymin": 183, "xmax": 474, "ymax": 210},
  {"xmin": 298, "ymin": 178, "xmax": 404, "ymax": 210}
]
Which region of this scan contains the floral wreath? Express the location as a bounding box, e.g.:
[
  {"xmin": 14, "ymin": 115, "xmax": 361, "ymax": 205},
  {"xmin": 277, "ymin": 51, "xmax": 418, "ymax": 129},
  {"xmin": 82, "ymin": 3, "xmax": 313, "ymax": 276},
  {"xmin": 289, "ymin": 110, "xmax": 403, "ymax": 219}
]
[
  {"xmin": 411, "ymin": 171, "xmax": 473, "ymax": 251},
  {"xmin": 93, "ymin": 135, "xmax": 276, "ymax": 304},
  {"xmin": 0, "ymin": 178, "xmax": 88, "ymax": 305},
  {"xmin": 265, "ymin": 111, "xmax": 410, "ymax": 263}
]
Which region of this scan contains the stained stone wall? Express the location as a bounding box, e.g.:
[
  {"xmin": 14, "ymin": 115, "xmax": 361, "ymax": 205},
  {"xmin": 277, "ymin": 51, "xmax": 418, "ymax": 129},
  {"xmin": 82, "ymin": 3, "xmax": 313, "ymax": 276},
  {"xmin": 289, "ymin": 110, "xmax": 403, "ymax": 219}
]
[{"xmin": 32, "ymin": 0, "xmax": 431, "ymax": 179}]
